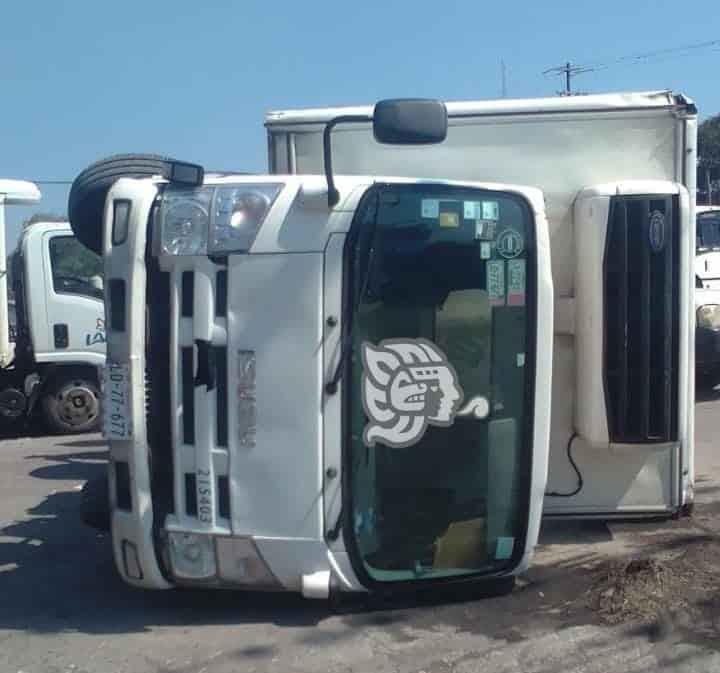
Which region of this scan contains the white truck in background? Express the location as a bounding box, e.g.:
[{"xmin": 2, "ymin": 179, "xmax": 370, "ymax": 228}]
[
  {"xmin": 0, "ymin": 180, "xmax": 105, "ymax": 434},
  {"xmin": 695, "ymin": 205, "xmax": 720, "ymax": 386}
]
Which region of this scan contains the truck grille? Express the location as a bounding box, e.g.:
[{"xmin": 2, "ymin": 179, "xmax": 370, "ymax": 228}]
[
  {"xmin": 146, "ymin": 246, "xmax": 231, "ymax": 531},
  {"xmin": 145, "ymin": 249, "xmax": 175, "ymax": 516},
  {"xmin": 603, "ymin": 195, "xmax": 679, "ymax": 443}
]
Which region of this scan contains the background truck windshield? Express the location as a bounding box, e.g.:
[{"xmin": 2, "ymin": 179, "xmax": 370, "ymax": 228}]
[
  {"xmin": 345, "ymin": 184, "xmax": 535, "ymax": 583},
  {"xmin": 698, "ymin": 211, "xmax": 720, "ymax": 250}
]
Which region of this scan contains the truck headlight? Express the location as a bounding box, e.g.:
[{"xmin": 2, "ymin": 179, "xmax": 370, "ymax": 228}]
[
  {"xmin": 159, "ymin": 183, "xmax": 282, "ymax": 256},
  {"xmin": 697, "ymin": 304, "xmax": 720, "ymax": 330},
  {"xmin": 210, "ymin": 184, "xmax": 282, "ymax": 253},
  {"xmin": 160, "ymin": 189, "xmax": 211, "ymax": 255},
  {"xmin": 167, "ymin": 532, "xmax": 216, "ymax": 580}
]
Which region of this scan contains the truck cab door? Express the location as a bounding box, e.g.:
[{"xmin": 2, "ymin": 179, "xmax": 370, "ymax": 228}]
[{"xmin": 39, "ymin": 231, "xmax": 105, "ymax": 365}]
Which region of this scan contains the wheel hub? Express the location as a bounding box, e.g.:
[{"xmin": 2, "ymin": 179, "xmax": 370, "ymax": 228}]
[{"xmin": 58, "ymin": 382, "xmax": 99, "ymax": 426}]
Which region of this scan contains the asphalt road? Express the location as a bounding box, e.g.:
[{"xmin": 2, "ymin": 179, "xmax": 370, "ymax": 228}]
[{"xmin": 1, "ymin": 393, "xmax": 720, "ymax": 673}]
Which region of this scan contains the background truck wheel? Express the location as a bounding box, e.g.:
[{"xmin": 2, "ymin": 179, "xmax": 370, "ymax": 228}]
[
  {"xmin": 41, "ymin": 377, "xmax": 101, "ymax": 434},
  {"xmin": 68, "ymin": 153, "xmax": 192, "ymax": 254},
  {"xmin": 80, "ymin": 473, "xmax": 110, "ymax": 532}
]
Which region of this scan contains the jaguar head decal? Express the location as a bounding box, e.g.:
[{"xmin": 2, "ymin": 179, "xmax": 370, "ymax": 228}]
[{"xmin": 360, "ymin": 338, "xmax": 466, "ymax": 448}]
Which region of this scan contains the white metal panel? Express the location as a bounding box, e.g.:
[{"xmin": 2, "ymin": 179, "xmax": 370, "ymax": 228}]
[
  {"xmin": 696, "ymin": 287, "xmax": 720, "ymax": 306},
  {"xmin": 322, "ymin": 233, "xmax": 346, "ymax": 553},
  {"xmin": 18, "ymin": 225, "xmax": 50, "ymax": 356},
  {"xmin": 251, "ymin": 179, "xmax": 369, "ymax": 254},
  {"xmin": 0, "ymin": 180, "xmax": 41, "ymax": 205},
  {"xmin": 578, "ymin": 181, "xmax": 682, "ymax": 197},
  {"xmin": 572, "ymin": 194, "xmax": 610, "ymax": 447},
  {"xmin": 519, "ymin": 204, "xmax": 554, "ymax": 571},
  {"xmin": 103, "ymin": 177, "xmax": 172, "ymax": 589},
  {"xmin": 696, "ymin": 253, "xmax": 720, "ymax": 285},
  {"xmin": 227, "ymin": 252, "xmax": 325, "ymax": 539},
  {"xmin": 265, "ymin": 90, "xmax": 678, "ymax": 127},
  {"xmin": 289, "ymin": 112, "xmax": 677, "ymax": 296},
  {"xmin": 682, "ymin": 117, "xmax": 698, "ymax": 509},
  {"xmin": 678, "ymin": 185, "xmax": 694, "ymax": 509}
]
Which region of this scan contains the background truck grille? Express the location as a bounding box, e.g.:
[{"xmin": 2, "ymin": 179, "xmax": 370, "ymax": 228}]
[{"xmin": 603, "ymin": 195, "xmax": 679, "ymax": 444}]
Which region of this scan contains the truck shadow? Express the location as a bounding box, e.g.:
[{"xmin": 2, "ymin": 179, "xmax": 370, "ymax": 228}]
[
  {"xmin": 0, "ymin": 445, "xmax": 329, "ymax": 636},
  {"xmin": 1, "ymin": 444, "xmax": 719, "ymax": 673}
]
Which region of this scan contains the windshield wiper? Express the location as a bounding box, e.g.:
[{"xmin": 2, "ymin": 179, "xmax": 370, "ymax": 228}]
[{"xmin": 325, "ymin": 193, "xmax": 381, "ymax": 396}]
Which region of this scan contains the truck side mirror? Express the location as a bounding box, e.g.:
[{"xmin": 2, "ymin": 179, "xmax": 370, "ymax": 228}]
[
  {"xmin": 373, "ymin": 99, "xmax": 448, "ymax": 145},
  {"xmin": 322, "ymin": 99, "xmax": 448, "ymax": 208}
]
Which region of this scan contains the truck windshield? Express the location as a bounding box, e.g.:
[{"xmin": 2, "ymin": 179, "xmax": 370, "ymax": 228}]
[
  {"xmin": 697, "ymin": 212, "xmax": 720, "ymax": 250},
  {"xmin": 344, "ymin": 183, "xmax": 535, "ymax": 583}
]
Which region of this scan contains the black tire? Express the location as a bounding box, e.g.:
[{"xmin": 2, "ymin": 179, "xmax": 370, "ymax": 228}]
[
  {"xmin": 40, "ymin": 376, "xmax": 101, "ymax": 435},
  {"xmin": 68, "ymin": 154, "xmax": 193, "ymax": 254},
  {"xmin": 80, "ymin": 473, "xmax": 110, "ymax": 532}
]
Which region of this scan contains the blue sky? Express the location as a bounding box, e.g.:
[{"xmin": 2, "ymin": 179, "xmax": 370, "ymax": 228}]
[{"xmin": 1, "ymin": 0, "xmax": 718, "ymax": 245}]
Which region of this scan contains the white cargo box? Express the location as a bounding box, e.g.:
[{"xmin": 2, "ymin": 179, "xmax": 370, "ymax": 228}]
[{"xmin": 265, "ymin": 91, "xmax": 697, "ymax": 516}]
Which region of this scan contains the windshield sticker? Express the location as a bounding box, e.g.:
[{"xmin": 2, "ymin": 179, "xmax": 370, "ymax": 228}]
[
  {"xmin": 487, "ymin": 260, "xmax": 505, "ymax": 306},
  {"xmin": 496, "ymin": 228, "xmax": 524, "ymax": 259},
  {"xmin": 421, "ymin": 199, "xmax": 440, "ymax": 219},
  {"xmin": 482, "ymin": 201, "xmax": 500, "ymax": 221},
  {"xmin": 475, "ymin": 220, "xmax": 497, "ymax": 241},
  {"xmin": 495, "ymin": 536, "xmax": 515, "ymax": 560},
  {"xmin": 516, "ymin": 352, "xmax": 526, "ymax": 367},
  {"xmin": 464, "ymin": 201, "xmax": 481, "ymax": 220},
  {"xmin": 439, "ymin": 211, "xmax": 460, "ymax": 228},
  {"xmin": 360, "ymin": 338, "xmax": 490, "ymax": 449},
  {"xmin": 507, "ymin": 258, "xmax": 526, "ymax": 306},
  {"xmin": 480, "ymin": 241, "xmax": 492, "ymax": 260}
]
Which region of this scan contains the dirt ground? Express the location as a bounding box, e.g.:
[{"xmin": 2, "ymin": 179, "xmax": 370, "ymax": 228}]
[{"xmin": 1, "ymin": 390, "xmax": 720, "ymax": 672}]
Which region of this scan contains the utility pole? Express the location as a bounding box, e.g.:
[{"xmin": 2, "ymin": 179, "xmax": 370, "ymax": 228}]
[
  {"xmin": 501, "ymin": 59, "xmax": 507, "ymax": 98},
  {"xmin": 542, "ymin": 61, "xmax": 595, "ymax": 96}
]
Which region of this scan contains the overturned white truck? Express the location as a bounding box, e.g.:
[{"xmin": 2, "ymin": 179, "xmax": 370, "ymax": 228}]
[{"xmin": 70, "ymin": 90, "xmax": 695, "ymax": 597}]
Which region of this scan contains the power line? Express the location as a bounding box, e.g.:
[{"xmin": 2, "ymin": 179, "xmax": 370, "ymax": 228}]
[
  {"xmin": 543, "ymin": 37, "xmax": 720, "ymax": 94},
  {"xmin": 614, "ymin": 38, "xmax": 720, "ymax": 66}
]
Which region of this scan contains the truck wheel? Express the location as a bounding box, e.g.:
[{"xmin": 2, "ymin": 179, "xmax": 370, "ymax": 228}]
[
  {"xmin": 80, "ymin": 473, "xmax": 110, "ymax": 531},
  {"xmin": 41, "ymin": 377, "xmax": 101, "ymax": 434},
  {"xmin": 68, "ymin": 154, "xmax": 198, "ymax": 254}
]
